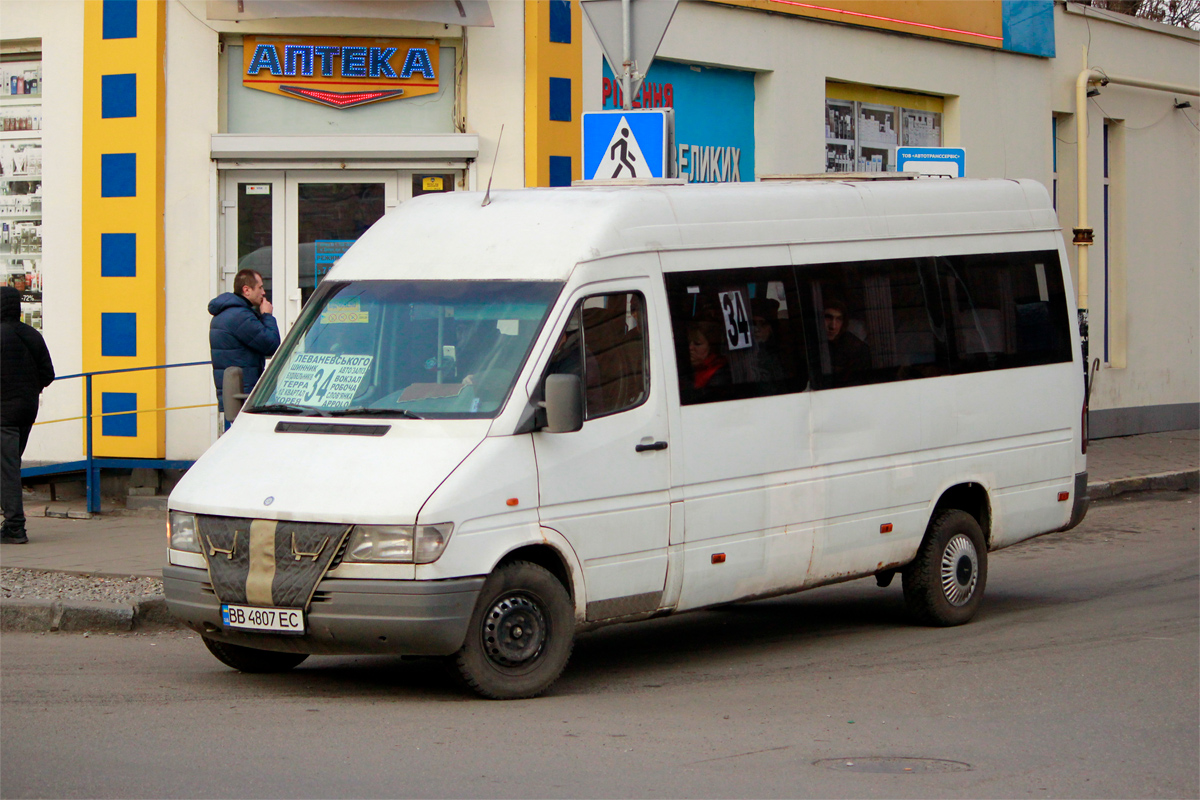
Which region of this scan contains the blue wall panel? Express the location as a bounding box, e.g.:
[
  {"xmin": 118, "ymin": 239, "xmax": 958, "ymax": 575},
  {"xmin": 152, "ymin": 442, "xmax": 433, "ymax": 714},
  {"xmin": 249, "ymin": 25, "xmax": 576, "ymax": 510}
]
[
  {"xmin": 101, "ymin": 73, "xmax": 137, "ymax": 118},
  {"xmin": 549, "ymin": 155, "xmax": 572, "ymax": 187},
  {"xmin": 100, "ymin": 233, "xmax": 137, "ymax": 277},
  {"xmin": 1003, "ymin": 0, "xmax": 1055, "ymax": 58},
  {"xmin": 549, "ymin": 0, "xmax": 572, "ymax": 44},
  {"xmin": 102, "ymin": 392, "xmax": 138, "ymax": 437},
  {"xmin": 102, "ymin": 0, "xmax": 138, "ymax": 40},
  {"xmin": 549, "ymin": 77, "xmax": 572, "ymax": 122},
  {"xmin": 101, "ymin": 312, "xmax": 137, "ymax": 357},
  {"xmin": 101, "ymin": 153, "xmax": 136, "ymax": 197}
]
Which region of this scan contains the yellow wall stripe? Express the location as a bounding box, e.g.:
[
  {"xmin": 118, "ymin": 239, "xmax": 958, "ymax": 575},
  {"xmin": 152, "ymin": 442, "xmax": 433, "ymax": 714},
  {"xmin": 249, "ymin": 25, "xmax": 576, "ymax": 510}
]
[
  {"xmin": 81, "ymin": 1, "xmax": 167, "ymax": 458},
  {"xmin": 524, "ymin": 0, "xmax": 584, "ymax": 187}
]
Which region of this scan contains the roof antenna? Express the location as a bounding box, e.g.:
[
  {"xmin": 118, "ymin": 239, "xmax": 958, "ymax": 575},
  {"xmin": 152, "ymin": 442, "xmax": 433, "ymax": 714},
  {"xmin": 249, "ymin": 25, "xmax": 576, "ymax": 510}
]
[{"xmin": 482, "ymin": 124, "xmax": 504, "ymax": 207}]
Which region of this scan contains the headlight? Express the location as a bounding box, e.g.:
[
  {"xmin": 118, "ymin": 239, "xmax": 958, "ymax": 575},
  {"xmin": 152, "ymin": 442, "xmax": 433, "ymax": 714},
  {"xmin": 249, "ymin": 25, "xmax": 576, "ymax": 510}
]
[
  {"xmin": 169, "ymin": 511, "xmax": 200, "ymax": 553},
  {"xmin": 344, "ymin": 523, "xmax": 453, "ymax": 564}
]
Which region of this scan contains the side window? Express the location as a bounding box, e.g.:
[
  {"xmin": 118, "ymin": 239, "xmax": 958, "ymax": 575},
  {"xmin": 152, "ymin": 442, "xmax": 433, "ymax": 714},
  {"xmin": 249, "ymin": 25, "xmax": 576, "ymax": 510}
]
[
  {"xmin": 938, "ymin": 250, "xmax": 1072, "ymax": 372},
  {"xmin": 545, "ymin": 292, "xmax": 648, "ymax": 420},
  {"xmin": 800, "ymin": 257, "xmax": 947, "ymax": 389},
  {"xmin": 665, "ymin": 266, "xmax": 808, "ymax": 405}
]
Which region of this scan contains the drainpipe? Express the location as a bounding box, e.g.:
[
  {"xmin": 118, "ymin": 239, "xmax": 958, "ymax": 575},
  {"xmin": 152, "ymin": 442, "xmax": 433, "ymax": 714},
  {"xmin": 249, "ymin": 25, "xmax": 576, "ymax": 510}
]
[{"xmin": 1073, "ymin": 68, "xmax": 1199, "ymax": 373}]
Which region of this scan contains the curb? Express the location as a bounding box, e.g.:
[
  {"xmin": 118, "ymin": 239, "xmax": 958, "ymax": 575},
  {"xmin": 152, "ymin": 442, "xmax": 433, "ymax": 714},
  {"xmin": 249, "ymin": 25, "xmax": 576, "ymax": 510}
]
[
  {"xmin": 0, "ymin": 595, "xmax": 180, "ymax": 633},
  {"xmin": 1087, "ymin": 469, "xmax": 1199, "ymax": 500}
]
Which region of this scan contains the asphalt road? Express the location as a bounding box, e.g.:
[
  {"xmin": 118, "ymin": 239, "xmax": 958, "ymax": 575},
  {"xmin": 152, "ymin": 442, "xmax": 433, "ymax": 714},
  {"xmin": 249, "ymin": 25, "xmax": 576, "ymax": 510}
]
[{"xmin": 2, "ymin": 492, "xmax": 1196, "ymax": 799}]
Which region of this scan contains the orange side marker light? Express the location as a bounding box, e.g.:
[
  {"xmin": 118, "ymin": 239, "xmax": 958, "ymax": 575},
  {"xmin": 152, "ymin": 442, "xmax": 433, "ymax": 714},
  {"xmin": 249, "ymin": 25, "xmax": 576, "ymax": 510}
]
[
  {"xmin": 712, "ymin": 553, "xmax": 726, "ymax": 564},
  {"xmin": 506, "ymin": 498, "xmax": 519, "ymax": 507},
  {"xmin": 880, "ymin": 523, "xmax": 893, "ymax": 533}
]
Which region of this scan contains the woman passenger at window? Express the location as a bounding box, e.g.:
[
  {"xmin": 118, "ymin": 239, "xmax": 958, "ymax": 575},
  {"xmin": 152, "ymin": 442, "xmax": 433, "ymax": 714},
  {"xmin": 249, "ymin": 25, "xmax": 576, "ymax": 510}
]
[{"xmin": 688, "ymin": 321, "xmax": 730, "ymax": 389}]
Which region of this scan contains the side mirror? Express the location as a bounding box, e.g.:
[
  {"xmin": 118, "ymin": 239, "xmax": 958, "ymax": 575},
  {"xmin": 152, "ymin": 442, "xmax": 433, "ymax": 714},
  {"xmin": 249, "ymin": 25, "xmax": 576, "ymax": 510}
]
[
  {"xmin": 222, "ymin": 366, "xmax": 249, "ymax": 422},
  {"xmin": 543, "ymin": 374, "xmax": 583, "ymax": 433}
]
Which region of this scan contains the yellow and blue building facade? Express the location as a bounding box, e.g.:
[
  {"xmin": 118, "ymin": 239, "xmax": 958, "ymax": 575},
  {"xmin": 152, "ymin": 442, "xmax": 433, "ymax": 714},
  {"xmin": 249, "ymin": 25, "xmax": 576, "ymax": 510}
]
[
  {"xmin": 81, "ymin": 0, "xmax": 166, "ymax": 458},
  {"xmin": 0, "ymin": 0, "xmax": 1191, "ymax": 477}
]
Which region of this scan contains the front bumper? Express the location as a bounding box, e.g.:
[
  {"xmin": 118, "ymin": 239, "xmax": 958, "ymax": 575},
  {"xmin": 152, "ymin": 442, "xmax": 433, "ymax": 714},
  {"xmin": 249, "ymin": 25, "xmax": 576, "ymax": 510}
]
[{"xmin": 163, "ymin": 565, "xmax": 484, "ymax": 656}]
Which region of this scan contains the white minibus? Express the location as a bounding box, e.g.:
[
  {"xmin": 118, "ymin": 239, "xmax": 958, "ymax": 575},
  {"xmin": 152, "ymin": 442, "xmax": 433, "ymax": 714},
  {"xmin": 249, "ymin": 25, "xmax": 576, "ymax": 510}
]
[{"xmin": 165, "ymin": 178, "xmax": 1089, "ymax": 699}]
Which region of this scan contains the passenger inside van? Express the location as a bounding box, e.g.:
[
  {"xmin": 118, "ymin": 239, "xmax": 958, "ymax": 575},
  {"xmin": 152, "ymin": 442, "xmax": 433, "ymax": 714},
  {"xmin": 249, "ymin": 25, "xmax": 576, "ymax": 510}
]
[
  {"xmin": 687, "ymin": 321, "xmax": 730, "ymax": 389},
  {"xmin": 823, "ymin": 298, "xmax": 871, "ymax": 383},
  {"xmin": 749, "ymin": 298, "xmax": 788, "ymax": 382}
]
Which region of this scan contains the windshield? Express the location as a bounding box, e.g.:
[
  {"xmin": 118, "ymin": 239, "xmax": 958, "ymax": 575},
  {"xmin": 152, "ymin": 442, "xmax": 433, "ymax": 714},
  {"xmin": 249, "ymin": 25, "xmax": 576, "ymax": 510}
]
[{"xmin": 247, "ymin": 280, "xmax": 562, "ymax": 418}]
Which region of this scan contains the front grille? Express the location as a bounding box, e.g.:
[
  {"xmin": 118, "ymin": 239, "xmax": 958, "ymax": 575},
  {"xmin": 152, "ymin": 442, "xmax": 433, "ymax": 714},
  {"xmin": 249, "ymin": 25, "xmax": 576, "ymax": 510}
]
[{"xmin": 328, "ymin": 531, "xmax": 351, "ymax": 570}]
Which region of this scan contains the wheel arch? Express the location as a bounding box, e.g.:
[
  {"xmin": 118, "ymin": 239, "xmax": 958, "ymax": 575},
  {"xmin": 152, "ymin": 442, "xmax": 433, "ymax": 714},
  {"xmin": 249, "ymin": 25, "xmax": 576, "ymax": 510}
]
[
  {"xmin": 930, "ymin": 482, "xmax": 993, "ymax": 547},
  {"xmin": 493, "ymin": 528, "xmax": 586, "ymax": 624}
]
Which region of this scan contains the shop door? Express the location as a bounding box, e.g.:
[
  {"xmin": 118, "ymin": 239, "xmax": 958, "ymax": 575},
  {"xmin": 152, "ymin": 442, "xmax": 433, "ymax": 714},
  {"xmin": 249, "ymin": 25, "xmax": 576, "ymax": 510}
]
[{"xmin": 222, "ymin": 170, "xmax": 456, "ymax": 333}]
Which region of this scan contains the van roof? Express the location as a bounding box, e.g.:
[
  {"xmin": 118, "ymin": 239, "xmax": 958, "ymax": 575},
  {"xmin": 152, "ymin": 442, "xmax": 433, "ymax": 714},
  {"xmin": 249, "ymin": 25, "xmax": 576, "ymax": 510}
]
[{"xmin": 331, "ymin": 178, "xmax": 1058, "ymax": 283}]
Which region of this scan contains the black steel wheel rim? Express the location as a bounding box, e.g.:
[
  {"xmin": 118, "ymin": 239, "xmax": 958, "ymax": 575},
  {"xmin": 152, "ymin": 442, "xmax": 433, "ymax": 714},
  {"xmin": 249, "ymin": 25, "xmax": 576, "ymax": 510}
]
[{"xmin": 482, "ymin": 593, "xmax": 547, "ymax": 667}]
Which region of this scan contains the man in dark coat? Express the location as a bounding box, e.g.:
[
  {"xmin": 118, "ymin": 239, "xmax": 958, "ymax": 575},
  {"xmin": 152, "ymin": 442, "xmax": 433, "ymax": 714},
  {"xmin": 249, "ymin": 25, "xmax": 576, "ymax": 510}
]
[
  {"xmin": 209, "ymin": 269, "xmax": 280, "ymax": 409},
  {"xmin": 1, "ymin": 286, "xmax": 54, "ymax": 544}
]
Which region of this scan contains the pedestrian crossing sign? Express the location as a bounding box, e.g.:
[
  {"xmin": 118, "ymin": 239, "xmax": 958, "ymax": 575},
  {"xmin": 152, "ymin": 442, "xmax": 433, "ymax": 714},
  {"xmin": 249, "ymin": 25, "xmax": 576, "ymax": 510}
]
[{"xmin": 582, "ymin": 109, "xmax": 672, "ymax": 181}]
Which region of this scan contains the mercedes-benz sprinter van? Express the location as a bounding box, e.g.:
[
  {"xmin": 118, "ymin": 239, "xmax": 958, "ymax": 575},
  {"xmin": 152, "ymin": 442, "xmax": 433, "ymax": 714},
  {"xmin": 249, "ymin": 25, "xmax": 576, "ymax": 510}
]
[{"xmin": 165, "ymin": 178, "xmax": 1089, "ymax": 699}]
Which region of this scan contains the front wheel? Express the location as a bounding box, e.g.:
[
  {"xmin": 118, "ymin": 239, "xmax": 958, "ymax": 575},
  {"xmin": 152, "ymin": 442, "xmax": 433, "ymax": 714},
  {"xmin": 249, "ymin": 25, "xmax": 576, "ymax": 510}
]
[
  {"xmin": 455, "ymin": 561, "xmax": 574, "ymax": 700},
  {"xmin": 902, "ymin": 509, "xmax": 988, "ymax": 626},
  {"xmin": 202, "ymin": 636, "xmax": 309, "ymax": 673}
]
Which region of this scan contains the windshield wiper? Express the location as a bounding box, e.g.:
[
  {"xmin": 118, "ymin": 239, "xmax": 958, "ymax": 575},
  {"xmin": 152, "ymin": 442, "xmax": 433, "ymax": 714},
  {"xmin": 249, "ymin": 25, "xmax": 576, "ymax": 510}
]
[
  {"xmin": 245, "ymin": 404, "xmax": 330, "ymax": 417},
  {"xmin": 328, "ymin": 407, "xmax": 423, "ymax": 419}
]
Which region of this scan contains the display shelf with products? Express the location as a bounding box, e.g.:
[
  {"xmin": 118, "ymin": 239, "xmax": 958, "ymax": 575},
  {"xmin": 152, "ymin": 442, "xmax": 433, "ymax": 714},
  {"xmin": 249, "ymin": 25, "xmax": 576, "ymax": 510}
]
[
  {"xmin": 0, "ymin": 54, "xmax": 44, "ymax": 329},
  {"xmin": 1, "ymin": 60, "xmax": 42, "ymax": 98}
]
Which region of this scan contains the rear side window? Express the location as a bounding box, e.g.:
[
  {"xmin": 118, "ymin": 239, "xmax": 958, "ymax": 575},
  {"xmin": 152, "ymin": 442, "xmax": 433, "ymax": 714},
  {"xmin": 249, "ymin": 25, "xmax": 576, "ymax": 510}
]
[
  {"xmin": 937, "ymin": 250, "xmax": 1073, "ymax": 372},
  {"xmin": 665, "ymin": 266, "xmax": 808, "ymax": 405},
  {"xmin": 798, "ymin": 257, "xmax": 948, "ymax": 389}
]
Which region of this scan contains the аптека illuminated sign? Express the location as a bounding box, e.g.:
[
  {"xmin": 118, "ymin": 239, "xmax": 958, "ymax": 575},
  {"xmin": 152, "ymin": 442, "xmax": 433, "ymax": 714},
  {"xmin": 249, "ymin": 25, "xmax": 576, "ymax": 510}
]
[{"xmin": 243, "ymin": 36, "xmax": 439, "ymax": 109}]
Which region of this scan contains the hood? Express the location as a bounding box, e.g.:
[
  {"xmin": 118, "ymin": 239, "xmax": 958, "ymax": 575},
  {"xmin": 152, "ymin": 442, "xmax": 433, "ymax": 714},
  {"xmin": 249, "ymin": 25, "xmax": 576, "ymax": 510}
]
[
  {"xmin": 209, "ymin": 292, "xmax": 251, "ymax": 316},
  {"xmin": 0, "ymin": 286, "xmax": 19, "ymax": 321},
  {"xmin": 169, "ymin": 414, "xmax": 493, "ymax": 525}
]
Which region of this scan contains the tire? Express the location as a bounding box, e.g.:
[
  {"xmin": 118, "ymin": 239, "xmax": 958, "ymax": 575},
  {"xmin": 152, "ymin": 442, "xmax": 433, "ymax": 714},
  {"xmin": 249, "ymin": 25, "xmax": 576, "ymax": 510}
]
[
  {"xmin": 202, "ymin": 636, "xmax": 310, "ymax": 673},
  {"xmin": 455, "ymin": 561, "xmax": 574, "ymax": 700},
  {"xmin": 902, "ymin": 509, "xmax": 988, "ymax": 627}
]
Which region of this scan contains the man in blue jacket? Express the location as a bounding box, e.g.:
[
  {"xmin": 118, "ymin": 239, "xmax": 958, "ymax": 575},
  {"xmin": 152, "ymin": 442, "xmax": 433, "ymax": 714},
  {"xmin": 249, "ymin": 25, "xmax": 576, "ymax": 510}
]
[{"xmin": 209, "ymin": 269, "xmax": 280, "ymax": 413}]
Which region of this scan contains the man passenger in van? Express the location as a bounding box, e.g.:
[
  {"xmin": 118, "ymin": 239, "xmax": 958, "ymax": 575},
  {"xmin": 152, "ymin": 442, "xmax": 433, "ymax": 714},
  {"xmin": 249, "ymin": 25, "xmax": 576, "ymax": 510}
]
[
  {"xmin": 824, "ymin": 298, "xmax": 870, "ymax": 382},
  {"xmin": 209, "ymin": 269, "xmax": 281, "ymax": 412}
]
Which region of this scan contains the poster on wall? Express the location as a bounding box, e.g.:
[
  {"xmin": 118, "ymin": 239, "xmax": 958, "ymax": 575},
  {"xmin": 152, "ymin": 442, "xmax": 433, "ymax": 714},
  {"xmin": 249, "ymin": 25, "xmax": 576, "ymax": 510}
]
[
  {"xmin": 825, "ymin": 96, "xmax": 942, "ymax": 174},
  {"xmin": 1, "ymin": 59, "xmax": 44, "ymax": 329},
  {"xmin": 601, "ymin": 59, "xmax": 755, "ymax": 183}
]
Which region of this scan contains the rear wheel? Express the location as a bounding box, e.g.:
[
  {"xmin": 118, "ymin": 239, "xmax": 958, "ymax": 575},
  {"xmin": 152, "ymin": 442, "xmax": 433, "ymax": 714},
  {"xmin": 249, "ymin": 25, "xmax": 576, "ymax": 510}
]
[
  {"xmin": 202, "ymin": 636, "xmax": 309, "ymax": 673},
  {"xmin": 455, "ymin": 561, "xmax": 574, "ymax": 700},
  {"xmin": 903, "ymin": 509, "xmax": 988, "ymax": 626}
]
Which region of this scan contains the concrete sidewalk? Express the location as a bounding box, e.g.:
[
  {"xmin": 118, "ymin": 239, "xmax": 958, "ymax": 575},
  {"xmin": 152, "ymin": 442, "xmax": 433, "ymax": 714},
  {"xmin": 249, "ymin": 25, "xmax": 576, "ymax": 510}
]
[{"xmin": 1, "ymin": 429, "xmax": 1196, "ymax": 632}]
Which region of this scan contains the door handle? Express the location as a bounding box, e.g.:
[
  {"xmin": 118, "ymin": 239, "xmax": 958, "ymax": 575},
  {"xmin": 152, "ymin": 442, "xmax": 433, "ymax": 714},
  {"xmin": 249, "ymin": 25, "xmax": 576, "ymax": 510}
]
[{"xmin": 635, "ymin": 441, "xmax": 668, "ymax": 452}]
